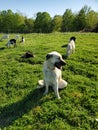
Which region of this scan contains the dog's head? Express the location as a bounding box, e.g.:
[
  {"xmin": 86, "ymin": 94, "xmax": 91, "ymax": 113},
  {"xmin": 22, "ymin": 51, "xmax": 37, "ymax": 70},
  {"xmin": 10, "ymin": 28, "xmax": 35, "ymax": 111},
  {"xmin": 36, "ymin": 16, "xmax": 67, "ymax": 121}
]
[
  {"xmin": 70, "ymin": 36, "xmax": 76, "ymax": 42},
  {"xmin": 46, "ymin": 51, "xmax": 66, "ymax": 69}
]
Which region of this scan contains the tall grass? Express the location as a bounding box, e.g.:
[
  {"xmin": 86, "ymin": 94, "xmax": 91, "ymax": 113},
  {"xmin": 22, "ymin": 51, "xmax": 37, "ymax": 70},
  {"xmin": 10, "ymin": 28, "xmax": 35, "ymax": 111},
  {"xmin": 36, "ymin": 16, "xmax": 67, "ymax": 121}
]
[{"xmin": 0, "ymin": 33, "xmax": 98, "ymax": 129}]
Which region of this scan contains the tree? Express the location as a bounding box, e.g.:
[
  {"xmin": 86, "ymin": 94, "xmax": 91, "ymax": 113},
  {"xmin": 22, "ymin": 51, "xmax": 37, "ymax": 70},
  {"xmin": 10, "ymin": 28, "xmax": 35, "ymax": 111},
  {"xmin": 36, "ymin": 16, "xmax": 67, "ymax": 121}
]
[
  {"xmin": 86, "ymin": 10, "xmax": 98, "ymax": 31},
  {"xmin": 0, "ymin": 10, "xmax": 25, "ymax": 33},
  {"xmin": 34, "ymin": 12, "xmax": 51, "ymax": 33},
  {"xmin": 74, "ymin": 5, "xmax": 91, "ymax": 31},
  {"xmin": 0, "ymin": 10, "xmax": 14, "ymax": 32},
  {"xmin": 51, "ymin": 15, "xmax": 62, "ymax": 32},
  {"xmin": 13, "ymin": 13, "xmax": 25, "ymax": 33},
  {"xmin": 19, "ymin": 17, "xmax": 34, "ymax": 33},
  {"xmin": 61, "ymin": 9, "xmax": 74, "ymax": 32}
]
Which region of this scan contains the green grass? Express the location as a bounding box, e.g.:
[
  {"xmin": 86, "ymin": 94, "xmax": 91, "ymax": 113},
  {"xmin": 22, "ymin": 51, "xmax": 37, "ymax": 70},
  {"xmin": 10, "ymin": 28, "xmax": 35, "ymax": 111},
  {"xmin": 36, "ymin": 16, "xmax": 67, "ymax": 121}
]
[{"xmin": 0, "ymin": 33, "xmax": 98, "ymax": 130}]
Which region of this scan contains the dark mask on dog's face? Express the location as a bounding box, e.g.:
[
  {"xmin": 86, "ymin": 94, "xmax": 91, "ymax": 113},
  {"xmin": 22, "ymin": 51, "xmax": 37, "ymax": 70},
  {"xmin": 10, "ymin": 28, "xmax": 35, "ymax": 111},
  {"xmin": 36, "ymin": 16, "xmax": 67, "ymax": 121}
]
[
  {"xmin": 46, "ymin": 52, "xmax": 66, "ymax": 69},
  {"xmin": 54, "ymin": 60, "xmax": 66, "ymax": 69}
]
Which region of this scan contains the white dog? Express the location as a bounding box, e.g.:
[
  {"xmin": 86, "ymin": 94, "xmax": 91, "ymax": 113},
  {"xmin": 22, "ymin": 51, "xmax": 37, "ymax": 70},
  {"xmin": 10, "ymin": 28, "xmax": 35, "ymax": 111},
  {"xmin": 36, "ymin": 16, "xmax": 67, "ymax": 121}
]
[
  {"xmin": 37, "ymin": 51, "xmax": 67, "ymax": 99},
  {"xmin": 0, "ymin": 34, "xmax": 9, "ymax": 41},
  {"xmin": 66, "ymin": 36, "xmax": 76, "ymax": 57}
]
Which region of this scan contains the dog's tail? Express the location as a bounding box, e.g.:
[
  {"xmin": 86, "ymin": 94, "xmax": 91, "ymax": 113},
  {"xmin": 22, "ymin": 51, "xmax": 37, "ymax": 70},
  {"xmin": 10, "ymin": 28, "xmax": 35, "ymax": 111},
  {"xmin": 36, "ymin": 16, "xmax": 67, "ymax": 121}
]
[{"xmin": 37, "ymin": 80, "xmax": 45, "ymax": 89}]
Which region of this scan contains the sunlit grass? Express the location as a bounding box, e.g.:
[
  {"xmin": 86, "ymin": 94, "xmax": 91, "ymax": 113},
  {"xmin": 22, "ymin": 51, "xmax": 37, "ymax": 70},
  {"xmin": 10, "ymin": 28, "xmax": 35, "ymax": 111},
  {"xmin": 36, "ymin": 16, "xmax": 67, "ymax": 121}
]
[{"xmin": 0, "ymin": 32, "xmax": 98, "ymax": 129}]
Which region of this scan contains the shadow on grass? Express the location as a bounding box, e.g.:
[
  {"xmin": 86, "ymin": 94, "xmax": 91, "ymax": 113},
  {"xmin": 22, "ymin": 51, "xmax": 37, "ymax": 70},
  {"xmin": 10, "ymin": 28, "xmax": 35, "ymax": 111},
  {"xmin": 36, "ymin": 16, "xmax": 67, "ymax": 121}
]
[
  {"xmin": 17, "ymin": 57, "xmax": 43, "ymax": 65},
  {"xmin": 0, "ymin": 47, "xmax": 6, "ymax": 50},
  {"xmin": 0, "ymin": 88, "xmax": 44, "ymax": 128},
  {"xmin": 62, "ymin": 54, "xmax": 68, "ymax": 60},
  {"xmin": 61, "ymin": 44, "xmax": 67, "ymax": 48}
]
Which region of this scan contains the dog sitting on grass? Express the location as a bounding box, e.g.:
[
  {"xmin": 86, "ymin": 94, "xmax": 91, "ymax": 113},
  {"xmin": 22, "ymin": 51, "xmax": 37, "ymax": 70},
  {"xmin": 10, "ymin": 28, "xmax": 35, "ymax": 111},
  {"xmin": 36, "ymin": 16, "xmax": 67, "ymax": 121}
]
[
  {"xmin": 6, "ymin": 39, "xmax": 17, "ymax": 48},
  {"xmin": 66, "ymin": 36, "xmax": 76, "ymax": 57},
  {"xmin": 37, "ymin": 51, "xmax": 67, "ymax": 99}
]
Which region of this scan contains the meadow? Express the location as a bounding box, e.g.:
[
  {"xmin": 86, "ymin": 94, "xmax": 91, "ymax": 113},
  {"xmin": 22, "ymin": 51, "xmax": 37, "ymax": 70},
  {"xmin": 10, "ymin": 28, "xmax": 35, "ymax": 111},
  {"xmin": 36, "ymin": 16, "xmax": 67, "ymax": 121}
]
[{"xmin": 0, "ymin": 33, "xmax": 98, "ymax": 130}]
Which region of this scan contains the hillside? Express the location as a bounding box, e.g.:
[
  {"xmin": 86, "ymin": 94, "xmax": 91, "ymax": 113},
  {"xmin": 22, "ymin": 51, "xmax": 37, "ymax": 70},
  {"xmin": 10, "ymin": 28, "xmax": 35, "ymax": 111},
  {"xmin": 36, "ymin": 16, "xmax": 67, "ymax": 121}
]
[{"xmin": 0, "ymin": 33, "xmax": 98, "ymax": 130}]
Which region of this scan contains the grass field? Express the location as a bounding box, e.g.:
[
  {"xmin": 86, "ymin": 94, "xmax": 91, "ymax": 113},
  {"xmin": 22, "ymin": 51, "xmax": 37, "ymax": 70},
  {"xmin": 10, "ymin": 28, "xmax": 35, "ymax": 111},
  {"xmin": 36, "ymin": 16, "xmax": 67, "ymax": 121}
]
[{"xmin": 0, "ymin": 33, "xmax": 98, "ymax": 130}]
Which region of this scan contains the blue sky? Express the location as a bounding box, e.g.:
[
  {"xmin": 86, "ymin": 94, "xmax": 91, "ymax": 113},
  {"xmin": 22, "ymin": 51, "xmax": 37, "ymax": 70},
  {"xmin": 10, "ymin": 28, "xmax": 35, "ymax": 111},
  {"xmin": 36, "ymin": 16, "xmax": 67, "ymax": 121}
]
[{"xmin": 0, "ymin": 0, "xmax": 98, "ymax": 18}]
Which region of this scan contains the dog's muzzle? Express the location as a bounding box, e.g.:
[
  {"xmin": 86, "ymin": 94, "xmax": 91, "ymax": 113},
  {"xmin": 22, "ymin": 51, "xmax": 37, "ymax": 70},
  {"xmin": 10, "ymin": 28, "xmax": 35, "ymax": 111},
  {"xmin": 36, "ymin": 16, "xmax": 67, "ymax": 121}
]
[{"xmin": 55, "ymin": 60, "xmax": 66, "ymax": 69}]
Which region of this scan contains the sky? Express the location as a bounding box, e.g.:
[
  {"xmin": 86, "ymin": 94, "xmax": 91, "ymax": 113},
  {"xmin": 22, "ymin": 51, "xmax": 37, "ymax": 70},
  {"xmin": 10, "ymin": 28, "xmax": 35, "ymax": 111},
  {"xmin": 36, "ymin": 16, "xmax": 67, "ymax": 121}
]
[{"xmin": 0, "ymin": 0, "xmax": 98, "ymax": 18}]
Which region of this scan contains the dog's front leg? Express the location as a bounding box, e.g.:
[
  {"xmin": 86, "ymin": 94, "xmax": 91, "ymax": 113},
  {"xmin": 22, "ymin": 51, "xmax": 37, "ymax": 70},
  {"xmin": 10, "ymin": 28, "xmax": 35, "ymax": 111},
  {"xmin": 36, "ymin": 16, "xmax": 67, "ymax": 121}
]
[
  {"xmin": 8, "ymin": 43, "xmax": 10, "ymax": 48},
  {"xmin": 73, "ymin": 49, "xmax": 75, "ymax": 54},
  {"xmin": 43, "ymin": 84, "xmax": 49, "ymax": 95},
  {"xmin": 53, "ymin": 81, "xmax": 61, "ymax": 99},
  {"xmin": 7, "ymin": 42, "xmax": 10, "ymax": 48}
]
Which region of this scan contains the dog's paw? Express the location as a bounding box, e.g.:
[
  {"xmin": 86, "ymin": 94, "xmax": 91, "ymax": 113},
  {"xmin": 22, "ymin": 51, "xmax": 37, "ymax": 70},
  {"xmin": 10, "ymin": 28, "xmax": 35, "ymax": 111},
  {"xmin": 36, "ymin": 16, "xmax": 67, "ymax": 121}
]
[
  {"xmin": 57, "ymin": 96, "xmax": 61, "ymax": 99},
  {"xmin": 38, "ymin": 80, "xmax": 44, "ymax": 86},
  {"xmin": 37, "ymin": 80, "xmax": 45, "ymax": 89}
]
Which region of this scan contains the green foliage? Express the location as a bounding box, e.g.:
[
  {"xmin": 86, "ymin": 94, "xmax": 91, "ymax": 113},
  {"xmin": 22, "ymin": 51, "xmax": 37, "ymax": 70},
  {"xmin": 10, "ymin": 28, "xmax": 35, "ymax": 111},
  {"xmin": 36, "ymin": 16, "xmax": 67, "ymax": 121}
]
[
  {"xmin": 51, "ymin": 15, "xmax": 62, "ymax": 32},
  {"xmin": 0, "ymin": 5, "xmax": 98, "ymax": 33},
  {"xmin": 0, "ymin": 33, "xmax": 98, "ymax": 130},
  {"xmin": 62, "ymin": 9, "xmax": 75, "ymax": 32},
  {"xmin": 34, "ymin": 12, "xmax": 52, "ymax": 33},
  {"xmin": 86, "ymin": 10, "xmax": 98, "ymax": 29}
]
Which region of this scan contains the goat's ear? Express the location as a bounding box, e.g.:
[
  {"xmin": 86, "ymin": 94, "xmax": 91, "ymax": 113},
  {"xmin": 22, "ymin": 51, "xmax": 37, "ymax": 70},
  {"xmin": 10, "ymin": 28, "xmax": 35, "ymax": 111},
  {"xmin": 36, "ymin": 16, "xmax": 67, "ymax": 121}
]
[{"xmin": 46, "ymin": 54, "xmax": 52, "ymax": 60}]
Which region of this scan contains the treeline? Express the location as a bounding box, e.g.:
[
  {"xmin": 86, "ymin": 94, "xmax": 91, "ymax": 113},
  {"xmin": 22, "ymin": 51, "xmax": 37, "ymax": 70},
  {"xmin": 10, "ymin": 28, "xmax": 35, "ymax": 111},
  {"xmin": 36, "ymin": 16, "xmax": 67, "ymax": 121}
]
[{"xmin": 0, "ymin": 5, "xmax": 98, "ymax": 33}]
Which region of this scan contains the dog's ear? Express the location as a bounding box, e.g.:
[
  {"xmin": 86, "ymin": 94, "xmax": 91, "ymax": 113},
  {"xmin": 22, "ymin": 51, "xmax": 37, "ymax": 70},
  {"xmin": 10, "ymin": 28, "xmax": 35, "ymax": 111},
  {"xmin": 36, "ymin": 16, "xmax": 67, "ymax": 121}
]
[
  {"xmin": 46, "ymin": 54, "xmax": 53, "ymax": 60},
  {"xmin": 70, "ymin": 36, "xmax": 76, "ymax": 41}
]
